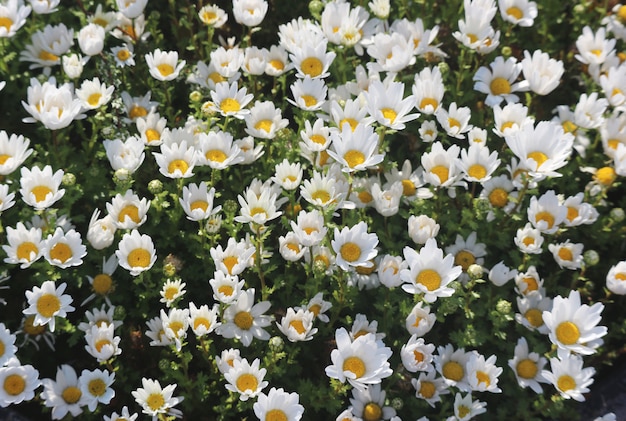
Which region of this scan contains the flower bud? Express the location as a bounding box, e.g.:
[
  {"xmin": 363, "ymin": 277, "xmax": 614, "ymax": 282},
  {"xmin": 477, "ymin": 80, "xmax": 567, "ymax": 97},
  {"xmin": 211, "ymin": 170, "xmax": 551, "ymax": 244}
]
[
  {"xmin": 467, "ymin": 263, "xmax": 484, "ymax": 281},
  {"xmin": 62, "ymin": 172, "xmax": 76, "ymax": 186},
  {"xmin": 269, "ymin": 336, "xmax": 284, "ymax": 352},
  {"xmin": 583, "ymin": 249, "xmax": 599, "ymax": 266},
  {"xmin": 148, "ymin": 179, "xmax": 163, "ymax": 194},
  {"xmin": 611, "ymin": 207, "xmax": 625, "ymax": 222}
]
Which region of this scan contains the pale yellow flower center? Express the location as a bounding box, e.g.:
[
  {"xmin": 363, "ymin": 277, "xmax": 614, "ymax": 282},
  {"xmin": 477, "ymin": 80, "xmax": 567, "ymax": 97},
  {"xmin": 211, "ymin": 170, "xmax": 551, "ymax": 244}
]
[
  {"xmin": 556, "ymin": 321, "xmax": 580, "ymax": 345},
  {"xmin": 340, "ymin": 242, "xmax": 361, "ymax": 262},
  {"xmin": 416, "ymin": 269, "xmax": 442, "ymax": 291},
  {"xmin": 234, "ymin": 311, "xmax": 253, "ymax": 330},
  {"xmin": 300, "ymin": 57, "xmax": 323, "ymax": 77},
  {"xmin": 50, "ymin": 242, "xmax": 72, "ymax": 263},
  {"xmin": 31, "ymin": 185, "xmax": 52, "ymax": 203},
  {"xmin": 127, "ymin": 248, "xmax": 151, "ymax": 268},
  {"xmin": 119, "ymin": 204, "xmax": 140, "ymax": 223},
  {"xmin": 3, "ymin": 374, "xmax": 25, "ymax": 396},
  {"xmin": 37, "ymin": 293, "xmax": 61, "ymax": 318},
  {"xmin": 236, "ymin": 373, "xmax": 258, "ymax": 392},
  {"xmin": 516, "ymin": 359, "xmax": 538, "ymax": 379},
  {"xmin": 342, "ymin": 356, "xmax": 366, "ymax": 378},
  {"xmin": 16, "ymin": 242, "xmax": 38, "ymax": 261},
  {"xmin": 442, "ymin": 360, "xmax": 464, "ymax": 381},
  {"xmin": 61, "ymin": 386, "xmax": 82, "ymax": 404}
]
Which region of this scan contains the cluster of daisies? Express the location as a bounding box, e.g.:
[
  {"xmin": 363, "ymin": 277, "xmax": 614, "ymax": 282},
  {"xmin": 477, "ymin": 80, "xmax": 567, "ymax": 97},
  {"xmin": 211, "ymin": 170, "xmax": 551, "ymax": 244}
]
[{"xmin": 0, "ymin": 0, "xmax": 626, "ymax": 419}]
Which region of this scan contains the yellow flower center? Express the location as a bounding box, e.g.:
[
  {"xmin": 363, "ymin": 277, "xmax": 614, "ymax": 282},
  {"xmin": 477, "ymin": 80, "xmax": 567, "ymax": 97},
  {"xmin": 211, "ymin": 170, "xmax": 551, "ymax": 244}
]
[
  {"xmin": 516, "ymin": 359, "xmax": 538, "ymax": 379},
  {"xmin": 145, "ymin": 128, "xmax": 161, "ymax": 143},
  {"xmin": 401, "ymin": 179, "xmax": 416, "ymax": 196},
  {"xmin": 454, "ymin": 250, "xmax": 475, "ymax": 272},
  {"xmin": 220, "ymin": 98, "xmax": 241, "ymax": 113},
  {"xmin": 557, "ymin": 247, "xmax": 573, "ymax": 261},
  {"xmin": 413, "ymin": 350, "xmax": 425, "ymax": 362},
  {"xmin": 314, "ymin": 254, "xmax": 330, "ymax": 268},
  {"xmin": 87, "ymin": 93, "xmax": 102, "ymax": 107},
  {"xmin": 254, "ymin": 119, "xmax": 273, "ymax": 133},
  {"xmin": 300, "ymin": 57, "xmax": 323, "ymax": 77},
  {"xmin": 189, "ymin": 200, "xmax": 208, "ymax": 212},
  {"xmin": 344, "ymin": 150, "xmax": 366, "ymax": 168},
  {"xmin": 524, "ymin": 308, "xmax": 544, "ymax": 327},
  {"xmin": 39, "ymin": 50, "xmax": 59, "ymax": 62},
  {"xmin": 311, "ymin": 190, "xmax": 331, "ymax": 204},
  {"xmin": 381, "ymin": 108, "xmax": 397, "ymax": 124},
  {"xmin": 340, "ymin": 242, "xmax": 362, "ymax": 263},
  {"xmin": 16, "ymin": 242, "xmax": 38, "ymax": 261},
  {"xmin": 615, "ymin": 272, "xmax": 626, "ymax": 281},
  {"xmin": 49, "ymin": 242, "xmax": 72, "ymax": 263},
  {"xmin": 37, "ymin": 293, "xmax": 61, "ymax": 318},
  {"xmin": 557, "ymin": 374, "xmax": 576, "ymax": 392},
  {"xmin": 194, "ymin": 317, "xmax": 211, "ymax": 331},
  {"xmin": 129, "ymin": 105, "xmax": 148, "ymax": 119},
  {"xmin": 419, "ymin": 98, "xmax": 438, "ymax": 111},
  {"xmin": 168, "ymin": 159, "xmax": 189, "ymax": 175},
  {"xmin": 591, "ymin": 49, "xmax": 603, "ymax": 57},
  {"xmin": 523, "ymin": 277, "xmax": 538, "ymax": 292},
  {"xmin": 236, "ymin": 373, "xmax": 258, "ymax": 392},
  {"xmin": 223, "ymin": 256, "xmax": 238, "ymax": 274},
  {"xmin": 419, "ymin": 381, "xmax": 435, "ymax": 398},
  {"xmin": 31, "ymin": 185, "xmax": 52, "ymax": 203},
  {"xmin": 416, "ymin": 269, "xmax": 442, "ymax": 291},
  {"xmin": 342, "ymin": 356, "xmax": 366, "ymax": 378},
  {"xmin": 147, "ymin": 392, "xmax": 165, "ymax": 411},
  {"xmin": 289, "ymin": 319, "xmax": 306, "ymax": 334},
  {"xmin": 476, "ymin": 370, "xmax": 490, "ymax": 387},
  {"xmin": 0, "ymin": 341, "xmax": 4, "ymax": 358},
  {"xmin": 442, "ymin": 361, "xmax": 464, "ymax": 382},
  {"xmin": 0, "ymin": 17, "xmax": 13, "ymax": 32},
  {"xmin": 309, "ymin": 134, "xmax": 327, "ymax": 145},
  {"xmin": 117, "ymin": 49, "xmax": 131, "ymax": 61},
  {"xmin": 118, "ymin": 204, "xmax": 140, "ymax": 224},
  {"xmin": 156, "ymin": 63, "xmax": 174, "ymax": 77},
  {"xmin": 448, "ymin": 117, "xmax": 461, "ymax": 129},
  {"xmin": 3, "ymin": 374, "xmax": 25, "ymax": 396},
  {"xmin": 430, "ymin": 165, "xmax": 449, "ymax": 183},
  {"xmin": 506, "ymin": 6, "xmax": 524, "ymax": 19},
  {"xmin": 595, "ymin": 166, "xmax": 616, "ymax": 185},
  {"xmin": 488, "ymin": 188, "xmax": 508, "ymax": 208},
  {"xmin": 490, "ymin": 77, "xmax": 511, "ymax": 95},
  {"xmin": 301, "ymin": 95, "xmax": 318, "ymax": 107},
  {"xmin": 501, "ymin": 121, "xmax": 514, "ymax": 132},
  {"xmin": 562, "ymin": 120, "xmax": 577, "ymax": 133},
  {"xmin": 250, "ymin": 207, "xmax": 267, "ymax": 219},
  {"xmin": 363, "ymin": 403, "xmax": 382, "ymax": 421},
  {"xmin": 91, "ymin": 273, "xmax": 113, "ymax": 295},
  {"xmin": 201, "ymin": 10, "xmax": 217, "ymax": 23},
  {"xmin": 522, "ymin": 236, "xmax": 535, "ymax": 246},
  {"xmin": 168, "ymin": 321, "xmax": 184, "ymax": 337},
  {"xmin": 535, "ymin": 211, "xmax": 555, "ymax": 229},
  {"xmin": 339, "ymin": 118, "xmax": 358, "ymax": 131},
  {"xmin": 218, "ymin": 285, "xmax": 234, "ymax": 296},
  {"xmin": 61, "ymin": 386, "xmax": 82, "ymax": 404},
  {"xmin": 269, "ymin": 59, "xmax": 285, "ymax": 71},
  {"xmin": 23, "ymin": 315, "xmax": 45, "ymax": 336},
  {"xmin": 358, "ymin": 190, "xmax": 373, "ymax": 204},
  {"xmin": 556, "ymin": 321, "xmax": 580, "ymax": 345},
  {"xmin": 95, "ymin": 338, "xmax": 111, "ymax": 353},
  {"xmin": 208, "ymin": 72, "xmax": 224, "ymax": 84},
  {"xmin": 458, "ymin": 405, "xmax": 471, "ymax": 419},
  {"xmin": 468, "ymin": 164, "xmax": 487, "ymax": 180},
  {"xmin": 206, "ymin": 149, "xmax": 228, "ymax": 163},
  {"xmin": 164, "ymin": 286, "xmax": 179, "ymax": 300},
  {"xmin": 0, "ymin": 154, "xmax": 10, "ymax": 164},
  {"xmin": 266, "ymin": 409, "xmax": 288, "ymax": 421},
  {"xmin": 127, "ymin": 248, "xmax": 151, "ymax": 268},
  {"xmin": 309, "ymin": 304, "xmax": 321, "ymax": 317},
  {"xmin": 234, "ymin": 311, "xmax": 253, "ymax": 330},
  {"xmin": 87, "ymin": 378, "xmax": 106, "ymax": 397},
  {"xmin": 286, "ymin": 242, "xmax": 300, "ymax": 253},
  {"xmin": 527, "ymin": 151, "xmax": 548, "ymax": 169}
]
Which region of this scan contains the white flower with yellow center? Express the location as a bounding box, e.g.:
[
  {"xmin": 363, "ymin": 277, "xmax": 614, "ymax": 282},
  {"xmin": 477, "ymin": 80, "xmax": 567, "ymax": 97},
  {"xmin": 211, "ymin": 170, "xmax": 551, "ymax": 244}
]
[
  {"xmin": 434, "ymin": 344, "xmax": 472, "ymax": 391},
  {"xmin": 436, "ymin": 102, "xmax": 473, "ymax": 139},
  {"xmin": 233, "ymin": 0, "xmax": 268, "ymax": 26},
  {"xmin": 457, "ymin": 144, "xmax": 501, "ymax": 183},
  {"xmin": 413, "ymin": 66, "xmax": 445, "ymax": 115},
  {"xmin": 526, "ymin": 190, "xmax": 567, "ymax": 234},
  {"xmin": 599, "ymin": 64, "xmax": 626, "ymax": 109},
  {"xmin": 0, "ymin": 323, "xmax": 17, "ymax": 367},
  {"xmin": 20, "ymin": 23, "xmax": 71, "ymax": 68},
  {"xmin": 419, "ymin": 120, "xmax": 438, "ymax": 142},
  {"xmin": 479, "ymin": 175, "xmax": 517, "ymax": 220},
  {"xmin": 445, "ymin": 231, "xmax": 487, "ymax": 282},
  {"xmin": 366, "ymin": 31, "xmax": 415, "ymax": 73},
  {"xmin": 264, "ymin": 44, "xmax": 292, "ymax": 76},
  {"xmin": 242, "ymin": 46, "xmax": 266, "ymax": 75},
  {"xmin": 132, "ymin": 377, "xmax": 183, "ymax": 418},
  {"xmin": 235, "ymin": 187, "xmax": 282, "ymax": 226},
  {"xmin": 224, "ymin": 357, "xmax": 268, "ymax": 401},
  {"xmin": 86, "ymin": 210, "xmax": 116, "ymax": 251},
  {"xmin": 521, "ymin": 49, "xmax": 564, "ymax": 95},
  {"xmin": 514, "ymin": 266, "xmax": 543, "ymax": 296},
  {"xmin": 492, "ymin": 103, "xmax": 533, "ymax": 138},
  {"xmin": 2, "ymin": 222, "xmax": 43, "ymax": 268},
  {"xmin": 0, "ymin": 358, "xmax": 40, "ymax": 407},
  {"xmin": 103, "ymin": 406, "xmax": 138, "ymax": 421},
  {"xmin": 548, "ymin": 241, "xmax": 584, "ymax": 270},
  {"xmin": 218, "ymin": 288, "xmax": 272, "ymax": 347},
  {"xmin": 210, "ymin": 237, "xmax": 255, "ymax": 277},
  {"xmin": 40, "ymin": 364, "xmax": 85, "ymax": 419},
  {"xmin": 543, "ymin": 289, "xmax": 607, "ymax": 355},
  {"xmin": 43, "ymin": 227, "xmax": 87, "ymax": 269},
  {"xmin": 383, "ymin": 159, "xmax": 432, "ymax": 202},
  {"xmin": 407, "ymin": 215, "xmax": 440, "ymax": 245},
  {"xmin": 0, "ymin": 130, "xmax": 32, "ymax": 175},
  {"xmin": 209, "ymin": 271, "xmax": 245, "ymax": 304},
  {"xmin": 405, "ymin": 301, "xmax": 437, "ymax": 337},
  {"xmin": 103, "ymin": 136, "xmax": 145, "ymax": 174},
  {"xmin": 350, "ymin": 314, "xmax": 385, "ymax": 343},
  {"xmin": 331, "ymin": 221, "xmax": 379, "ymax": 271},
  {"xmin": 244, "ymin": 100, "xmax": 289, "ymax": 140},
  {"xmin": 153, "ymin": 140, "xmax": 197, "ymax": 179},
  {"xmin": 300, "ymin": 170, "xmax": 344, "ymax": 209},
  {"xmin": 466, "ymin": 353, "xmax": 502, "ymax": 393},
  {"xmin": 299, "ymin": 292, "xmax": 332, "ymax": 323},
  {"xmin": 215, "ymin": 348, "xmax": 242, "ymax": 374},
  {"xmin": 575, "ymin": 26, "xmax": 615, "ymax": 66},
  {"xmin": 253, "ymin": 387, "xmax": 304, "ymax": 421},
  {"xmin": 179, "ymin": 181, "xmax": 221, "ymax": 222},
  {"xmin": 196, "ymin": 130, "xmax": 244, "ymax": 169},
  {"xmin": 411, "ymin": 370, "xmax": 449, "ymax": 407},
  {"xmin": 145, "ymin": 315, "xmax": 172, "ymax": 347},
  {"xmin": 110, "ymin": 44, "xmax": 135, "ymax": 67},
  {"xmin": 327, "ymin": 123, "xmax": 384, "ymax": 173},
  {"xmin": 279, "ymin": 232, "xmax": 307, "ymax": 262},
  {"xmin": 541, "ymin": 353, "xmax": 595, "ymax": 402},
  {"xmin": 290, "ymin": 209, "xmax": 327, "ymax": 248},
  {"xmin": 473, "ymin": 56, "xmax": 528, "ymax": 107},
  {"xmin": 0, "ymin": 0, "xmax": 31, "ymax": 38},
  {"xmin": 19, "ymin": 165, "xmax": 65, "ymax": 210},
  {"xmin": 21, "ymin": 76, "xmax": 84, "ymax": 130},
  {"xmin": 23, "ymin": 280, "xmax": 74, "ymax": 332},
  {"xmin": 498, "ymin": 0, "xmax": 537, "ymax": 27},
  {"xmin": 78, "ymin": 304, "xmax": 122, "ymax": 333},
  {"xmin": 136, "ymin": 112, "xmax": 166, "ymax": 146},
  {"xmin": 329, "ymin": 98, "xmax": 374, "ymax": 134},
  {"xmin": 402, "ymin": 238, "xmax": 462, "ymax": 303},
  {"xmin": 120, "ymin": 91, "xmax": 158, "ymax": 123},
  {"xmin": 210, "ymin": 46, "xmax": 245, "ymax": 78},
  {"xmin": 276, "ymin": 307, "xmax": 317, "ymax": 342},
  {"xmin": 507, "ymin": 337, "xmax": 548, "ymax": 393},
  {"xmin": 607, "ymin": 261, "xmax": 626, "ymax": 295},
  {"xmin": 290, "ymin": 41, "xmax": 336, "ymax": 79},
  {"xmin": 84, "ymin": 323, "xmax": 121, "ymax": 363},
  {"xmin": 188, "ymin": 302, "xmax": 220, "ymax": 337},
  {"xmin": 115, "ymin": 229, "xmax": 157, "ymax": 276},
  {"xmin": 325, "ymin": 327, "xmax": 393, "ymax": 391},
  {"xmin": 288, "ymin": 76, "xmax": 327, "ymax": 111},
  {"xmin": 378, "ymin": 254, "xmax": 407, "ymax": 288},
  {"xmin": 210, "ymin": 81, "xmax": 253, "ymax": 119},
  {"xmin": 364, "ymin": 80, "xmax": 419, "ymax": 130},
  {"xmin": 160, "ymin": 308, "xmax": 189, "ymax": 352},
  {"xmin": 272, "ymin": 159, "xmax": 303, "ymax": 191},
  {"xmin": 401, "ymin": 335, "xmax": 436, "ymax": 373},
  {"xmin": 198, "ymin": 4, "xmax": 228, "ymax": 27},
  {"xmin": 453, "ymin": 392, "xmax": 487, "ymax": 421},
  {"xmin": 350, "ymin": 383, "xmax": 396, "ymax": 421},
  {"xmin": 574, "ymin": 92, "xmax": 608, "ymax": 130},
  {"xmin": 421, "ymin": 142, "xmax": 463, "ymax": 188},
  {"xmin": 0, "ymin": 184, "xmax": 15, "ymax": 213},
  {"xmin": 159, "ymin": 278, "xmax": 186, "ymax": 308},
  {"xmin": 515, "ymin": 291, "xmax": 552, "ymax": 334}
]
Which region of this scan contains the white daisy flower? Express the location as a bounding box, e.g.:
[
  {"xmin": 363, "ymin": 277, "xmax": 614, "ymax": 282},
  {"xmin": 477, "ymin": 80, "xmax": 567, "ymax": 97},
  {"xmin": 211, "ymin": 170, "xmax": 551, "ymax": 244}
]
[
  {"xmin": 210, "ymin": 237, "xmax": 255, "ymax": 277},
  {"xmin": 466, "ymin": 353, "xmax": 503, "ymax": 393},
  {"xmin": 76, "ymin": 77, "xmax": 114, "ymax": 110},
  {"xmin": 43, "ymin": 227, "xmax": 87, "ymax": 269},
  {"xmin": 434, "ymin": 344, "xmax": 472, "ymax": 391},
  {"xmin": 103, "ymin": 136, "xmax": 145, "ymax": 174},
  {"xmin": 111, "ymin": 44, "xmax": 135, "ymax": 67},
  {"xmin": 145, "ymin": 49, "xmax": 185, "ymax": 81},
  {"xmin": 298, "ymin": 292, "xmax": 332, "ymax": 323},
  {"xmin": 276, "ymin": 307, "xmax": 317, "ymax": 342},
  {"xmin": 435, "ymin": 102, "xmax": 472, "ymax": 139},
  {"xmin": 411, "ymin": 370, "xmax": 450, "ymax": 407},
  {"xmin": 196, "ymin": 130, "xmax": 244, "ymax": 169},
  {"xmin": 19, "ymin": 165, "xmax": 65, "ymax": 210},
  {"xmin": 153, "ymin": 140, "xmax": 197, "ymax": 179},
  {"xmin": 288, "ymin": 77, "xmax": 327, "ymax": 111},
  {"xmin": 606, "ymin": 261, "xmax": 626, "ymax": 295},
  {"xmin": 209, "ymin": 81, "xmax": 253, "ymax": 119},
  {"xmin": 0, "ymin": 323, "xmax": 17, "ymax": 367},
  {"xmin": 548, "ymin": 241, "xmax": 584, "ymax": 270},
  {"xmin": 161, "ymin": 308, "xmax": 189, "ymax": 352},
  {"xmin": 244, "ymin": 100, "xmax": 289, "ymax": 140},
  {"xmin": 0, "ymin": 130, "xmax": 32, "ymax": 175},
  {"xmin": 514, "ymin": 222, "xmax": 544, "ymax": 254},
  {"xmin": 253, "ymin": 387, "xmax": 304, "ymax": 421},
  {"xmin": 188, "ymin": 302, "xmax": 220, "ymax": 337},
  {"xmin": 453, "ymin": 392, "xmax": 487, "ymax": 421},
  {"xmin": 106, "ymin": 189, "xmax": 151, "ymax": 230},
  {"xmin": 421, "ymin": 142, "xmax": 464, "ymax": 188},
  {"xmin": 23, "ymin": 281, "xmax": 74, "ymax": 332},
  {"xmin": 2, "ymin": 222, "xmax": 44, "ymax": 268},
  {"xmin": 265, "ymin": 45, "xmax": 292, "ymax": 76},
  {"xmin": 131, "ymin": 377, "xmax": 183, "ymax": 418},
  {"xmin": 78, "ymin": 304, "xmax": 122, "ymax": 333},
  {"xmin": 499, "ymin": 0, "xmax": 537, "ymax": 26},
  {"xmin": 364, "ymin": 80, "xmax": 419, "ymax": 130},
  {"xmin": 407, "ymin": 215, "xmax": 440, "ymax": 245},
  {"xmin": 159, "ymin": 278, "xmax": 186, "ymax": 307},
  {"xmin": 103, "ymin": 406, "xmax": 138, "ymax": 421},
  {"xmin": 215, "ymin": 348, "xmax": 242, "ymax": 374},
  {"xmin": 413, "ymin": 67, "xmax": 445, "ymax": 115},
  {"xmin": 224, "ymin": 357, "xmax": 268, "ymax": 401},
  {"xmin": 84, "ymin": 323, "xmax": 121, "ymax": 362},
  {"xmin": 507, "ymin": 337, "xmax": 548, "ymax": 393},
  {"xmin": 78, "ymin": 368, "xmax": 115, "ymax": 411},
  {"xmin": 0, "ymin": 0, "xmax": 31, "ymax": 38},
  {"xmin": 515, "ymin": 291, "xmax": 552, "ymax": 334},
  {"xmin": 327, "ymin": 124, "xmax": 384, "ymax": 173},
  {"xmin": 289, "ymin": 41, "xmax": 336, "ymax": 79},
  {"xmin": 0, "ymin": 358, "xmax": 40, "ymax": 407},
  {"xmin": 209, "ymin": 271, "xmax": 245, "ymax": 304},
  {"xmin": 401, "ymin": 335, "xmax": 436, "ymax": 373},
  {"xmin": 331, "ymin": 221, "xmax": 379, "ymax": 271},
  {"xmin": 198, "ymin": 4, "xmax": 228, "ymax": 27},
  {"xmin": 541, "ymin": 353, "xmax": 595, "ymax": 402},
  {"xmin": 232, "ymin": 0, "xmax": 268, "ymax": 27},
  {"xmin": 457, "ymin": 144, "xmax": 501, "ymax": 183},
  {"xmin": 145, "ymin": 315, "xmax": 172, "ymax": 348},
  {"xmin": 526, "ymin": 190, "xmax": 567, "ymax": 234},
  {"xmin": 350, "ymin": 383, "xmax": 396, "ymax": 420},
  {"xmin": 234, "ymin": 186, "xmax": 282, "ymax": 226},
  {"xmin": 377, "ymin": 254, "xmax": 407, "ymax": 289},
  {"xmin": 473, "ymin": 55, "xmax": 528, "ymax": 107},
  {"xmin": 218, "ymin": 288, "xmax": 272, "ymax": 347},
  {"xmin": 40, "ymin": 364, "xmax": 85, "ymax": 419},
  {"xmin": 115, "ymin": 229, "xmax": 157, "ymax": 276},
  {"xmin": 521, "ymin": 49, "xmax": 564, "ymax": 95},
  {"xmin": 575, "ymin": 26, "xmax": 615, "ymax": 66}
]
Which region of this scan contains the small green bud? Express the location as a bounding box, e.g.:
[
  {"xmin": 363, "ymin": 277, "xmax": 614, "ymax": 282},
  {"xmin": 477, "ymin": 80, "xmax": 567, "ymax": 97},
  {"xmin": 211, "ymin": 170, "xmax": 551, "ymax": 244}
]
[
  {"xmin": 158, "ymin": 359, "xmax": 170, "ymax": 371},
  {"xmin": 437, "ymin": 61, "xmax": 450, "ymax": 79},
  {"xmin": 148, "ymin": 179, "xmax": 163, "ymax": 194},
  {"xmin": 269, "ymin": 336, "xmax": 284, "ymax": 352},
  {"xmin": 573, "ymin": 4, "xmax": 585, "ymax": 14},
  {"xmin": 495, "ymin": 299, "xmax": 512, "ymax": 315},
  {"xmin": 308, "ymin": 0, "xmax": 323, "ymax": 19},
  {"xmin": 501, "ymin": 46, "xmax": 512, "ymax": 57},
  {"xmin": 611, "ymin": 207, "xmax": 625, "ymax": 222},
  {"xmin": 583, "ymin": 249, "xmax": 599, "ymax": 267},
  {"xmin": 467, "ymin": 264, "xmax": 484, "ymax": 281},
  {"xmin": 223, "ymin": 199, "xmax": 238, "ymax": 216},
  {"xmin": 391, "ymin": 397, "xmax": 403, "ymax": 410},
  {"xmin": 275, "ymin": 127, "xmax": 293, "ymax": 143},
  {"xmin": 62, "ymin": 172, "xmax": 76, "ymax": 186},
  {"xmin": 113, "ymin": 168, "xmax": 131, "ymax": 183},
  {"xmin": 189, "ymin": 90, "xmax": 202, "ymax": 102},
  {"xmin": 163, "ymin": 262, "xmax": 177, "ymax": 277},
  {"xmin": 113, "ymin": 305, "xmax": 126, "ymax": 320}
]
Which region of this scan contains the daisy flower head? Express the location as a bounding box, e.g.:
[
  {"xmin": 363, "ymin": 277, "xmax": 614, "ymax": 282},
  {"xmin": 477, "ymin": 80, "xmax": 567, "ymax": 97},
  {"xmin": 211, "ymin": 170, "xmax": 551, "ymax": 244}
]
[
  {"xmin": 329, "ymin": 98, "xmax": 374, "ymax": 134},
  {"xmin": 541, "ymin": 353, "xmax": 595, "ymax": 402},
  {"xmin": 254, "ymin": 387, "xmax": 304, "ymax": 421},
  {"xmin": 244, "ymin": 100, "xmax": 289, "ymax": 139},
  {"xmin": 40, "ymin": 364, "xmax": 85, "ymax": 419},
  {"xmin": 575, "ymin": 26, "xmax": 616, "ymax": 66},
  {"xmin": 198, "ymin": 4, "xmax": 228, "ymax": 27},
  {"xmin": 325, "ymin": 327, "xmax": 393, "ymax": 391},
  {"xmin": 434, "ymin": 344, "xmax": 474, "ymax": 392},
  {"xmin": 179, "ymin": 181, "xmax": 221, "ymax": 221},
  {"xmin": 0, "ymin": 184, "xmax": 14, "ymax": 213},
  {"xmin": 43, "ymin": 227, "xmax": 87, "ymax": 269},
  {"xmin": 290, "ymin": 41, "xmax": 336, "ymax": 79},
  {"xmin": 78, "ymin": 304, "xmax": 122, "ymax": 333},
  {"xmin": 0, "ymin": 358, "xmax": 40, "ymax": 407},
  {"xmin": 366, "ymin": 31, "xmax": 415, "ymax": 73},
  {"xmin": 515, "ymin": 291, "xmax": 552, "ymax": 334},
  {"xmin": 526, "ymin": 189, "xmax": 567, "ymax": 234},
  {"xmin": 22, "ymin": 76, "xmax": 84, "ymax": 130},
  {"xmin": 408, "ymin": 215, "xmax": 440, "ymax": 245},
  {"xmin": 508, "ymin": 337, "xmax": 548, "ymax": 393},
  {"xmin": 401, "ymin": 238, "xmax": 463, "ymax": 303},
  {"xmin": 84, "ymin": 323, "xmax": 122, "ymax": 363},
  {"xmin": 350, "ymin": 314, "xmax": 385, "ymax": 343},
  {"xmin": 411, "ymin": 369, "xmax": 450, "ymax": 408},
  {"xmin": 548, "ymin": 241, "xmax": 584, "ymax": 270},
  {"xmin": 279, "ymin": 232, "xmax": 307, "ymax": 262},
  {"xmin": 0, "ymin": 0, "xmax": 31, "ymax": 38},
  {"xmin": 331, "ymin": 221, "xmax": 379, "ymax": 271},
  {"xmin": 188, "ymin": 302, "xmax": 220, "ymax": 337},
  {"xmin": 75, "ymin": 77, "xmax": 115, "ymax": 111},
  {"xmin": 0, "ymin": 131, "xmax": 32, "ymax": 175},
  {"xmin": 276, "ymin": 307, "xmax": 317, "ymax": 342},
  {"xmin": 77, "ymin": 368, "xmax": 115, "ymax": 411},
  {"xmin": 606, "ymin": 261, "xmax": 626, "ymax": 295},
  {"xmin": 421, "ymin": 141, "xmax": 463, "ymax": 188},
  {"xmin": 377, "ymin": 254, "xmax": 407, "ymax": 288},
  {"xmin": 104, "ymin": 406, "xmax": 138, "ymax": 421},
  {"xmin": 115, "ymin": 229, "xmax": 157, "ymax": 276},
  {"xmin": 86, "ymin": 209, "xmax": 116, "ymax": 251},
  {"xmin": 383, "ymin": 159, "xmax": 432, "ymax": 201},
  {"xmin": 115, "ymin": 0, "xmax": 147, "ymax": 19},
  {"xmin": 20, "ymin": 24, "xmax": 71, "ymax": 68},
  {"xmin": 371, "ymin": 181, "xmax": 403, "ymax": 217},
  {"xmin": 210, "ymin": 237, "xmax": 255, "ymax": 277},
  {"xmin": 2, "ymin": 222, "xmax": 44, "ymax": 268},
  {"xmin": 364, "ymin": 80, "xmax": 419, "ymax": 130},
  {"xmin": 218, "ymin": 288, "xmax": 272, "ymax": 347},
  {"xmin": 446, "ymin": 232, "xmax": 487, "ymax": 280},
  {"xmin": 272, "ymin": 159, "xmax": 303, "ymax": 191},
  {"xmin": 209, "ymin": 81, "xmax": 253, "ymax": 119},
  {"xmin": 106, "ymin": 189, "xmax": 150, "ymax": 230},
  {"xmin": 153, "ymin": 140, "xmax": 197, "ymax": 179},
  {"xmin": 453, "ymin": 392, "xmax": 487, "ymax": 421},
  {"xmin": 288, "ymin": 77, "xmax": 327, "ymax": 111},
  {"xmin": 136, "ymin": 112, "xmax": 167, "ymax": 146},
  {"xmin": 209, "ymin": 271, "xmax": 245, "ymax": 304},
  {"xmin": 224, "ymin": 357, "xmax": 268, "ymax": 401},
  {"xmin": 498, "ymin": 0, "xmax": 537, "ymax": 27},
  {"xmin": 413, "ymin": 66, "xmax": 445, "ymax": 115},
  {"xmin": 19, "ymin": 165, "xmax": 65, "ymax": 210},
  {"xmin": 543, "ymin": 289, "xmax": 607, "ymax": 355},
  {"xmin": 466, "ymin": 353, "xmax": 502, "ymax": 393},
  {"xmin": 210, "ymin": 46, "xmax": 245, "ymax": 79},
  {"xmin": 233, "ymin": 0, "xmax": 268, "ymax": 27},
  {"xmin": 401, "ymin": 335, "xmax": 436, "ymax": 373},
  {"xmin": 327, "ymin": 123, "xmax": 384, "ymax": 173},
  {"xmin": 297, "ymin": 292, "xmax": 332, "ymax": 323},
  {"xmin": 473, "ymin": 56, "xmax": 528, "ymax": 107},
  {"xmin": 521, "ymin": 49, "xmax": 564, "ymax": 95},
  {"xmin": 159, "ymin": 278, "xmax": 186, "ymax": 308},
  {"xmin": 23, "ymin": 280, "xmax": 74, "ymax": 332},
  {"xmin": 216, "ymin": 348, "xmax": 242, "ymax": 374},
  {"xmin": 235, "ymin": 187, "xmax": 282, "ymax": 226},
  {"xmin": 0, "ymin": 323, "xmax": 17, "ymax": 367},
  {"xmin": 121, "ymin": 91, "xmax": 159, "ymax": 123},
  {"xmin": 514, "ymin": 265, "xmax": 544, "ymax": 295},
  {"xmin": 145, "ymin": 315, "xmax": 172, "ymax": 348},
  {"xmin": 103, "ymin": 136, "xmax": 145, "ymax": 174},
  {"xmin": 265, "ymin": 44, "xmax": 292, "ymax": 76},
  {"xmin": 160, "ymin": 307, "xmax": 189, "ymax": 352},
  {"xmin": 457, "ymin": 144, "xmax": 501, "ymax": 183},
  {"xmin": 513, "ymin": 222, "xmax": 544, "ymax": 254},
  {"xmin": 350, "ymin": 383, "xmax": 396, "ymax": 421},
  {"xmin": 111, "ymin": 44, "xmax": 135, "ymax": 67},
  {"xmin": 420, "ymin": 120, "xmax": 439, "ymax": 142},
  {"xmin": 132, "ymin": 377, "xmax": 183, "ymax": 418},
  {"xmin": 196, "ymin": 130, "xmax": 244, "ymax": 169}
]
